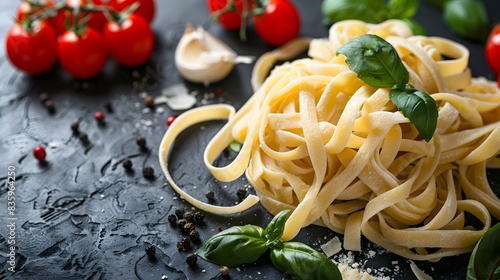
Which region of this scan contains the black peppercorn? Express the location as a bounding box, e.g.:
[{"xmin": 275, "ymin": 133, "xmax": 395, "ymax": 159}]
[
  {"xmin": 193, "ymin": 212, "xmax": 205, "ymax": 223},
  {"xmin": 175, "ymin": 208, "xmax": 185, "ymax": 219},
  {"xmin": 176, "ymin": 218, "xmax": 187, "ymax": 230},
  {"xmin": 104, "ymin": 101, "xmax": 113, "ymax": 113},
  {"xmin": 44, "ymin": 100, "xmax": 55, "ymax": 113},
  {"xmin": 144, "ymin": 95, "xmax": 155, "ymax": 108},
  {"xmin": 143, "ymin": 166, "xmax": 154, "ymax": 179},
  {"xmin": 39, "ymin": 93, "xmax": 49, "ymax": 103},
  {"xmin": 122, "ymin": 159, "xmax": 132, "ymax": 170},
  {"xmin": 237, "ymin": 188, "xmax": 247, "ymax": 200},
  {"xmin": 186, "ymin": 253, "xmax": 197, "ymax": 265},
  {"xmin": 78, "ymin": 132, "xmax": 89, "ymax": 144},
  {"xmin": 206, "ymin": 191, "xmax": 215, "ymax": 201},
  {"xmin": 181, "ymin": 237, "xmax": 191, "ymax": 250},
  {"xmin": 167, "ymin": 214, "xmax": 177, "ymax": 224},
  {"xmin": 183, "ymin": 222, "xmax": 195, "ymax": 233},
  {"xmin": 145, "ymin": 245, "xmax": 156, "ymax": 258},
  {"xmin": 70, "ymin": 122, "xmax": 79, "ymax": 133},
  {"xmin": 136, "ymin": 136, "xmax": 147, "ymax": 149},
  {"xmin": 183, "ymin": 211, "xmax": 194, "ymax": 222},
  {"xmin": 189, "ymin": 230, "xmax": 200, "ymax": 242},
  {"xmin": 220, "ymin": 266, "xmax": 229, "ymax": 276}
]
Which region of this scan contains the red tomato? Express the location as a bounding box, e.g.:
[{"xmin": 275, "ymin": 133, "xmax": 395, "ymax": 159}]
[
  {"xmin": 57, "ymin": 27, "xmax": 107, "ymax": 79},
  {"xmin": 103, "ymin": 14, "xmax": 155, "ymax": 67},
  {"xmin": 486, "ymin": 24, "xmax": 500, "ymax": 74},
  {"xmin": 54, "ymin": 0, "xmax": 108, "ymax": 35},
  {"xmin": 207, "ymin": 0, "xmax": 246, "ymax": 30},
  {"xmin": 253, "ymin": 0, "xmax": 300, "ymax": 46},
  {"xmin": 5, "ymin": 21, "xmax": 57, "ymax": 75},
  {"xmin": 107, "ymin": 0, "xmax": 156, "ymax": 23}
]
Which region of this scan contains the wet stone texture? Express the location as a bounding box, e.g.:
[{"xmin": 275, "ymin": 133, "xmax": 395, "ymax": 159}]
[{"xmin": 0, "ymin": 0, "xmax": 499, "ymax": 280}]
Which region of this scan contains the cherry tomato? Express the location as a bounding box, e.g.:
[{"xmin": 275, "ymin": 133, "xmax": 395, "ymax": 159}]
[
  {"xmin": 57, "ymin": 27, "xmax": 107, "ymax": 79},
  {"xmin": 207, "ymin": 0, "xmax": 247, "ymax": 30},
  {"xmin": 103, "ymin": 14, "xmax": 154, "ymax": 67},
  {"xmin": 107, "ymin": 0, "xmax": 156, "ymax": 23},
  {"xmin": 54, "ymin": 0, "xmax": 108, "ymax": 35},
  {"xmin": 253, "ymin": 0, "xmax": 300, "ymax": 46},
  {"xmin": 5, "ymin": 21, "xmax": 57, "ymax": 75},
  {"xmin": 486, "ymin": 24, "xmax": 500, "ymax": 74}
]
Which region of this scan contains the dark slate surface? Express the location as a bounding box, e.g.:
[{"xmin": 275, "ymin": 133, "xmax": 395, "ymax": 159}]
[{"xmin": 0, "ymin": 0, "xmax": 499, "ymax": 279}]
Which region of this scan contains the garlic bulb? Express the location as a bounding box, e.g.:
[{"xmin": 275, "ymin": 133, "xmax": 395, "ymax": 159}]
[{"xmin": 175, "ymin": 24, "xmax": 253, "ymax": 84}]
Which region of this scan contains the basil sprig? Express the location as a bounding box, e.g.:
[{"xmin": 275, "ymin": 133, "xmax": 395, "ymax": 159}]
[
  {"xmin": 337, "ymin": 34, "xmax": 438, "ymax": 142},
  {"xmin": 466, "ymin": 223, "xmax": 500, "ymax": 280},
  {"xmin": 196, "ymin": 210, "xmax": 341, "ymax": 280}
]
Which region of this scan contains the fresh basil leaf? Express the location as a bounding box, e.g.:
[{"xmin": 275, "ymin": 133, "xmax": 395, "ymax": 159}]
[
  {"xmin": 402, "ymin": 18, "xmax": 427, "ymax": 36},
  {"xmin": 389, "ymin": 85, "xmax": 437, "ymax": 142},
  {"xmin": 270, "ymin": 242, "xmax": 342, "ymax": 280},
  {"xmin": 196, "ymin": 225, "xmax": 268, "ymax": 267},
  {"xmin": 264, "ymin": 209, "xmax": 290, "ymax": 247},
  {"xmin": 228, "ymin": 140, "xmax": 242, "ymax": 153},
  {"xmin": 322, "ymin": 0, "xmax": 388, "ymax": 25},
  {"xmin": 444, "ymin": 0, "xmax": 489, "ymax": 43},
  {"xmin": 387, "ymin": 0, "xmax": 419, "ymax": 19},
  {"xmin": 337, "ymin": 34, "xmax": 409, "ymax": 88},
  {"xmin": 466, "ymin": 223, "xmax": 500, "ymax": 280}
]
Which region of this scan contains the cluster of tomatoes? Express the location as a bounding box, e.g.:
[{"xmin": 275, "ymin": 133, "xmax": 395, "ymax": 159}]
[
  {"xmin": 6, "ymin": 0, "xmax": 156, "ymax": 79},
  {"xmin": 207, "ymin": 0, "xmax": 300, "ymax": 47},
  {"xmin": 485, "ymin": 23, "xmax": 500, "ymax": 88}
]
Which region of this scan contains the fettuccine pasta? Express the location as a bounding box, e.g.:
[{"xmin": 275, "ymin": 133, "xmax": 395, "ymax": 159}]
[{"xmin": 159, "ymin": 19, "xmax": 500, "ymax": 261}]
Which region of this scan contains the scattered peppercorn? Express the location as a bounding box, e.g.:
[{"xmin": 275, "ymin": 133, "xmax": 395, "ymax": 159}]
[
  {"xmin": 176, "ymin": 241, "xmax": 184, "ymax": 250},
  {"xmin": 186, "ymin": 253, "xmax": 197, "ymax": 266},
  {"xmin": 218, "ymin": 226, "xmax": 223, "ymax": 232},
  {"xmin": 78, "ymin": 132, "xmax": 89, "ymax": 143},
  {"xmin": 220, "ymin": 266, "xmax": 230, "ymax": 276},
  {"xmin": 176, "ymin": 218, "xmax": 187, "ymax": 230},
  {"xmin": 206, "ymin": 191, "xmax": 215, "ymax": 201},
  {"xmin": 143, "ymin": 166, "xmax": 154, "ymax": 179},
  {"xmin": 166, "ymin": 116, "xmax": 176, "ymax": 126},
  {"xmin": 104, "ymin": 101, "xmax": 113, "ymax": 113},
  {"xmin": 136, "ymin": 136, "xmax": 147, "ymax": 149},
  {"xmin": 183, "ymin": 222, "xmax": 195, "ymax": 234},
  {"xmin": 183, "ymin": 211, "xmax": 194, "ymax": 222},
  {"xmin": 39, "ymin": 93, "xmax": 49, "ymax": 103},
  {"xmin": 181, "ymin": 237, "xmax": 191, "ymax": 250},
  {"xmin": 215, "ymin": 87, "xmax": 224, "ymax": 96},
  {"xmin": 175, "ymin": 208, "xmax": 185, "ymax": 219},
  {"xmin": 70, "ymin": 122, "xmax": 79, "ymax": 133},
  {"xmin": 144, "ymin": 95, "xmax": 155, "ymax": 108},
  {"xmin": 167, "ymin": 214, "xmax": 177, "ymax": 224},
  {"xmin": 145, "ymin": 245, "xmax": 156, "ymax": 259},
  {"xmin": 189, "ymin": 230, "xmax": 200, "ymax": 242},
  {"xmin": 237, "ymin": 188, "xmax": 247, "ymax": 200},
  {"xmin": 193, "ymin": 212, "xmax": 205, "ymax": 224},
  {"xmin": 94, "ymin": 111, "xmax": 105, "ymax": 122},
  {"xmin": 33, "ymin": 145, "xmax": 46, "ymax": 161},
  {"xmin": 122, "ymin": 159, "xmax": 133, "ymax": 170},
  {"xmin": 44, "ymin": 100, "xmax": 55, "ymax": 113}
]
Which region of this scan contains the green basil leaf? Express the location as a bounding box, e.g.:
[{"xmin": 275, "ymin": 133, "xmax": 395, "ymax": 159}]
[
  {"xmin": 337, "ymin": 34, "xmax": 409, "ymax": 88},
  {"xmin": 388, "ymin": 0, "xmax": 419, "ymax": 19},
  {"xmin": 402, "ymin": 18, "xmax": 427, "ymax": 36},
  {"xmin": 389, "ymin": 85, "xmax": 437, "ymax": 142},
  {"xmin": 264, "ymin": 209, "xmax": 290, "ymax": 247},
  {"xmin": 425, "ymin": 0, "xmax": 449, "ymax": 9},
  {"xmin": 196, "ymin": 225, "xmax": 268, "ymax": 267},
  {"xmin": 322, "ymin": 0, "xmax": 389, "ymax": 25},
  {"xmin": 444, "ymin": 0, "xmax": 489, "ymax": 43},
  {"xmin": 228, "ymin": 140, "xmax": 242, "ymax": 153},
  {"xmin": 270, "ymin": 242, "xmax": 342, "ymax": 280},
  {"xmin": 466, "ymin": 223, "xmax": 500, "ymax": 280}
]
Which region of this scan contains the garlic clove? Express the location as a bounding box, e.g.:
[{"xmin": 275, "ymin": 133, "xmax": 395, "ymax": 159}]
[{"xmin": 175, "ymin": 24, "xmax": 253, "ymax": 84}]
